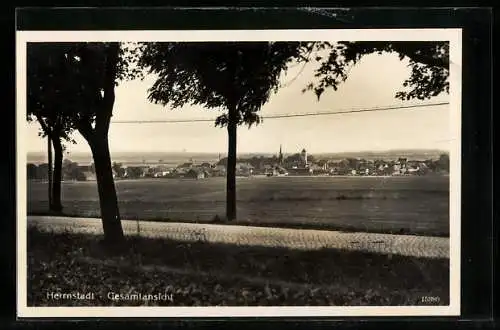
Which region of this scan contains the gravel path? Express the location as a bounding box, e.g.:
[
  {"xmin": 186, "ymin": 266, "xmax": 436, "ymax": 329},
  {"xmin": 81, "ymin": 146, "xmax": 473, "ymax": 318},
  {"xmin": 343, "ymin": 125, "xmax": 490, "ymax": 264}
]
[{"xmin": 27, "ymin": 216, "xmax": 449, "ymax": 259}]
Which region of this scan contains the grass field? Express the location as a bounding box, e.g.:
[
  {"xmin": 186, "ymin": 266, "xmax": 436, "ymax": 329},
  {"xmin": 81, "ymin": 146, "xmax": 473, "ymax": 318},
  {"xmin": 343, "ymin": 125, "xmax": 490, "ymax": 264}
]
[{"xmin": 27, "ymin": 175, "xmax": 450, "ymax": 236}]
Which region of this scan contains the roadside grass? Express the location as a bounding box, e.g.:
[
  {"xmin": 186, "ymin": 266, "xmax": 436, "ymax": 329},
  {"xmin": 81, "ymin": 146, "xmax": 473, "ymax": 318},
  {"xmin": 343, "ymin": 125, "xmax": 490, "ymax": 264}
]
[{"xmin": 27, "ymin": 227, "xmax": 450, "ymax": 307}]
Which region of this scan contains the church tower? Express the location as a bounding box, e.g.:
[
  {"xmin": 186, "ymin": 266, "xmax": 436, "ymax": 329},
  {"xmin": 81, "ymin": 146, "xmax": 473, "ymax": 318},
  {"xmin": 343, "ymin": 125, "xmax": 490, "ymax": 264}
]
[
  {"xmin": 278, "ymin": 144, "xmax": 283, "ymax": 165},
  {"xmin": 301, "ymin": 148, "xmax": 308, "ymax": 167}
]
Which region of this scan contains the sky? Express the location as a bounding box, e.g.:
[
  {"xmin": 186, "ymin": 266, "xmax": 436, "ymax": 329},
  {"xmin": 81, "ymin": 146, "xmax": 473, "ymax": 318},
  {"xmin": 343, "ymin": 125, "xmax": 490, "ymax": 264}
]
[{"xmin": 25, "ymin": 50, "xmax": 451, "ymax": 156}]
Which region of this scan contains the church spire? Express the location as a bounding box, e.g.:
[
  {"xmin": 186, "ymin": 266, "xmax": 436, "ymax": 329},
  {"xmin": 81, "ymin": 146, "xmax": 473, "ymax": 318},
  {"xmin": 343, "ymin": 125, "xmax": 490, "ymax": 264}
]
[{"xmin": 278, "ymin": 144, "xmax": 283, "ymax": 165}]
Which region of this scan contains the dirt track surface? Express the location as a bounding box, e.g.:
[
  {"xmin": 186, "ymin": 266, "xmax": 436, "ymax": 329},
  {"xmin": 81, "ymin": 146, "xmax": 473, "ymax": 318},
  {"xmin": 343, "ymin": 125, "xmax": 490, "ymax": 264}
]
[{"xmin": 27, "ymin": 216, "xmax": 449, "ymax": 259}]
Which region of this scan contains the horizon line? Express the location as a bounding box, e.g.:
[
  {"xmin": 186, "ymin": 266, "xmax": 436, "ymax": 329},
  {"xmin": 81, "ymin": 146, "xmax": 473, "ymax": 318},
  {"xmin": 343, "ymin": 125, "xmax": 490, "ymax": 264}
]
[{"xmin": 27, "ymin": 148, "xmax": 449, "ymax": 155}]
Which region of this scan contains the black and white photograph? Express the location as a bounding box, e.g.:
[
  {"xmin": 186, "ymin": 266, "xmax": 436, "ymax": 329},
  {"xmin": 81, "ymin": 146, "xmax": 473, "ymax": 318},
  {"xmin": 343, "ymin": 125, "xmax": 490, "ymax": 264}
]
[{"xmin": 17, "ymin": 29, "xmax": 461, "ymax": 317}]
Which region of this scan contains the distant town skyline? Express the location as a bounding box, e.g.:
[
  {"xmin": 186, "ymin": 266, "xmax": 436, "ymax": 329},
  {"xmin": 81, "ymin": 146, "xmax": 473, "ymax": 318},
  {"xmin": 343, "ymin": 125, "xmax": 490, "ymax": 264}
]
[
  {"xmin": 27, "ymin": 148, "xmax": 449, "ymax": 166},
  {"xmin": 25, "ymin": 50, "xmax": 452, "ymax": 155}
]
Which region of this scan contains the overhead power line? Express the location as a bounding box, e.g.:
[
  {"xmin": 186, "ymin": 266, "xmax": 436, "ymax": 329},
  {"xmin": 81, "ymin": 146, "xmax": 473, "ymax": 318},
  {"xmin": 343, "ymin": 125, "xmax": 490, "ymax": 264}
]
[{"xmin": 111, "ymin": 101, "xmax": 449, "ymax": 124}]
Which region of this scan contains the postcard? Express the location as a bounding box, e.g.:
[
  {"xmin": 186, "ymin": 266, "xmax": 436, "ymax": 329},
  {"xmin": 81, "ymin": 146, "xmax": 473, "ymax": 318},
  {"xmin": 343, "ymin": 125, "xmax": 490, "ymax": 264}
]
[{"xmin": 17, "ymin": 28, "xmax": 461, "ymax": 318}]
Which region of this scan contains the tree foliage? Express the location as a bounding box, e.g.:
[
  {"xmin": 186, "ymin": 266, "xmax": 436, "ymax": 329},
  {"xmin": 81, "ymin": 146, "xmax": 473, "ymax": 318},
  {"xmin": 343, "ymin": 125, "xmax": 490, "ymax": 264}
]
[
  {"xmin": 27, "ymin": 44, "xmax": 75, "ymax": 143},
  {"xmin": 125, "ymin": 167, "xmax": 144, "ymax": 179},
  {"xmin": 303, "ymin": 41, "xmax": 449, "ymax": 100},
  {"xmin": 112, "ymin": 162, "xmax": 125, "ymax": 178},
  {"xmin": 138, "ymin": 42, "xmax": 311, "ymax": 127},
  {"xmin": 62, "ymin": 160, "xmax": 87, "ymax": 181},
  {"xmin": 27, "ymin": 42, "xmax": 139, "ymax": 134},
  {"xmin": 436, "ymin": 153, "xmax": 450, "ymax": 172},
  {"xmin": 26, "ymin": 42, "xmax": 138, "ymax": 244}
]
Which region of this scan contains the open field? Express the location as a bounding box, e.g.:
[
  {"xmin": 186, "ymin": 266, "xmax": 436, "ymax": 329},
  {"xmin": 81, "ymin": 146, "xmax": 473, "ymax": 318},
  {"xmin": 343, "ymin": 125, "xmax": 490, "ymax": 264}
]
[{"xmin": 27, "ymin": 175, "xmax": 450, "ymax": 236}]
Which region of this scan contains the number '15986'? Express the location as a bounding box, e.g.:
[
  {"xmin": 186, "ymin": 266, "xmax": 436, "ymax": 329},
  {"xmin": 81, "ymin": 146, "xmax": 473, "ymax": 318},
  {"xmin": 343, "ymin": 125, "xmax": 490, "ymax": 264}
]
[{"xmin": 421, "ymin": 296, "xmax": 440, "ymax": 303}]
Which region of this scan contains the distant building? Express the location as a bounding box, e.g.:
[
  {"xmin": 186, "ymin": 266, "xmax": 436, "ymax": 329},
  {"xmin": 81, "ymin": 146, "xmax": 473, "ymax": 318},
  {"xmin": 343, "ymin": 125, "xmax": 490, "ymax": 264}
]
[
  {"xmin": 173, "ymin": 168, "xmax": 188, "ymax": 175},
  {"xmin": 331, "ymin": 167, "xmax": 350, "ymax": 176},
  {"xmin": 265, "ymin": 165, "xmax": 288, "ymax": 177},
  {"xmin": 211, "ymin": 165, "xmax": 226, "ymax": 177},
  {"xmin": 236, "ymin": 163, "xmax": 254, "ymax": 176},
  {"xmin": 308, "ymin": 164, "xmax": 324, "ymax": 174},
  {"xmin": 300, "ymin": 148, "xmax": 308, "ymax": 167},
  {"xmin": 288, "ymin": 167, "xmax": 312, "ymax": 176},
  {"xmin": 148, "ymin": 165, "xmax": 169, "ymax": 177},
  {"xmin": 317, "ymin": 160, "xmax": 329, "ymax": 171},
  {"xmin": 153, "ymin": 169, "xmax": 171, "ymax": 178},
  {"xmin": 186, "ymin": 168, "xmax": 209, "ymax": 179},
  {"xmin": 263, "ymin": 164, "xmax": 274, "ymax": 174},
  {"xmin": 278, "ymin": 145, "xmax": 284, "ymax": 165},
  {"xmin": 82, "ymin": 171, "xmax": 96, "ymax": 181},
  {"xmin": 178, "ymin": 162, "xmax": 194, "ymax": 169},
  {"xmin": 124, "ymin": 166, "xmax": 148, "ymax": 178}
]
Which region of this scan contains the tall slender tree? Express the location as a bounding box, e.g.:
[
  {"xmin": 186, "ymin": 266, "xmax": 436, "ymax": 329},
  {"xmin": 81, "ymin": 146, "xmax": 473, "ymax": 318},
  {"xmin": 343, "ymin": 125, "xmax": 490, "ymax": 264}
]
[
  {"xmin": 27, "ymin": 47, "xmax": 76, "ymax": 212},
  {"xmin": 30, "ymin": 115, "xmax": 73, "ymax": 212},
  {"xmin": 138, "ymin": 42, "xmax": 308, "ymax": 221},
  {"xmin": 27, "ymin": 42, "xmax": 138, "ymax": 244}
]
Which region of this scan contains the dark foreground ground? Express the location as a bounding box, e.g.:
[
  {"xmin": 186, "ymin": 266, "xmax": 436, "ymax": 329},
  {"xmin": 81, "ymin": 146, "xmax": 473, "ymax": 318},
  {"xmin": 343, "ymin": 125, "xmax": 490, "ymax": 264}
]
[
  {"xmin": 28, "ymin": 176, "xmax": 450, "ymax": 237},
  {"xmin": 27, "ymin": 227, "xmax": 450, "ymax": 307}
]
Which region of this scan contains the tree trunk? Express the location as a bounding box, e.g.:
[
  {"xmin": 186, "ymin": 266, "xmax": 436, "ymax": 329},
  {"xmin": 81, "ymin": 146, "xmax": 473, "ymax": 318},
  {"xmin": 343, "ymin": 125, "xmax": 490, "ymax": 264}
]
[
  {"xmin": 76, "ymin": 42, "xmax": 124, "ymax": 247},
  {"xmin": 89, "ymin": 136, "xmax": 125, "ymax": 245},
  {"xmin": 51, "ymin": 135, "xmax": 63, "ymax": 212},
  {"xmin": 226, "ymin": 115, "xmax": 237, "ymax": 221},
  {"xmin": 47, "ymin": 133, "xmax": 53, "ymax": 211}
]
